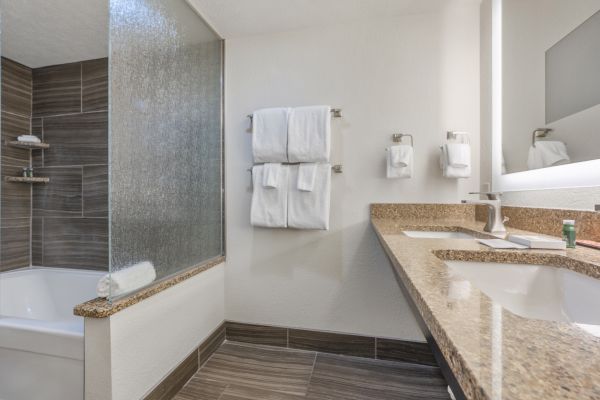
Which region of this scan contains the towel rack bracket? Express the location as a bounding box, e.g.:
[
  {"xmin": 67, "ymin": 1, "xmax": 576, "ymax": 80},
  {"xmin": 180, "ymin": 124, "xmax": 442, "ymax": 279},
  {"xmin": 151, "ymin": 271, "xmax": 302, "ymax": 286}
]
[
  {"xmin": 532, "ymin": 128, "xmax": 553, "ymax": 147},
  {"xmin": 392, "ymin": 133, "xmax": 414, "ymax": 147}
]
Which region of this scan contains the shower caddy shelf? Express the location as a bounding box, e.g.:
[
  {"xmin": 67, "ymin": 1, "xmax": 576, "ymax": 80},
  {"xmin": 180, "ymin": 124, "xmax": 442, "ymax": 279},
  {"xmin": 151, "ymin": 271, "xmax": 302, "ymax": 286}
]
[
  {"xmin": 7, "ymin": 140, "xmax": 50, "ymax": 150},
  {"xmin": 4, "ymin": 176, "xmax": 49, "ymax": 184}
]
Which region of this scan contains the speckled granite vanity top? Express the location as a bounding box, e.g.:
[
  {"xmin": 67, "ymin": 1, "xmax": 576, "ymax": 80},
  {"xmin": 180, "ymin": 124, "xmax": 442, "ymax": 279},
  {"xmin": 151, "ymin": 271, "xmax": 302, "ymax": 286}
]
[{"xmin": 371, "ymin": 204, "xmax": 600, "ymax": 400}]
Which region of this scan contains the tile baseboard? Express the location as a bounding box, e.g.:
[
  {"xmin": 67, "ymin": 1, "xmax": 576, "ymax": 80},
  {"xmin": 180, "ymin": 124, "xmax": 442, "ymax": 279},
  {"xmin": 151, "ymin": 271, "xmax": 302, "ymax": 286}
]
[
  {"xmin": 224, "ymin": 321, "xmax": 437, "ymax": 367},
  {"xmin": 143, "ymin": 321, "xmax": 226, "ymax": 400}
]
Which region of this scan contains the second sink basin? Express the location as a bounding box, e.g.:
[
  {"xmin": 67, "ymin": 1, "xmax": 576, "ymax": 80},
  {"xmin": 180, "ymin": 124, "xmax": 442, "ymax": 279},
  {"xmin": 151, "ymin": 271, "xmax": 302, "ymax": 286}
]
[{"xmin": 403, "ymin": 230, "xmax": 476, "ymax": 239}]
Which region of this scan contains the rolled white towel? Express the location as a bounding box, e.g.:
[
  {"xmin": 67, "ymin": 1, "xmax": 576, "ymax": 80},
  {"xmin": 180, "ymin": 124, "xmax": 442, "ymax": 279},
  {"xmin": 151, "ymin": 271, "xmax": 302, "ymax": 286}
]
[
  {"xmin": 96, "ymin": 261, "xmax": 156, "ymax": 298},
  {"xmin": 17, "ymin": 135, "xmax": 41, "ymax": 143}
]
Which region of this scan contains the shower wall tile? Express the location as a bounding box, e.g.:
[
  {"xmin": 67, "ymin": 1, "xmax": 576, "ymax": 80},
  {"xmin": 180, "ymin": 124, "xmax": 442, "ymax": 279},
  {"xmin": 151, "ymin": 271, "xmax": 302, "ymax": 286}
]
[
  {"xmin": 43, "ymin": 111, "xmax": 108, "ymax": 166},
  {"xmin": 1, "ymin": 165, "xmax": 31, "ymax": 219},
  {"xmin": 32, "ymin": 62, "xmax": 81, "ymax": 117},
  {"xmin": 82, "ymin": 58, "xmax": 108, "ymax": 112},
  {"xmin": 1, "ymin": 57, "xmax": 32, "ymax": 116},
  {"xmin": 1, "ymin": 111, "xmax": 31, "ymax": 167},
  {"xmin": 32, "ymin": 167, "xmax": 83, "ymax": 217},
  {"xmin": 0, "ymin": 218, "xmax": 30, "ymax": 271},
  {"xmin": 32, "ymin": 217, "xmax": 43, "ymax": 266},
  {"xmin": 43, "ymin": 217, "xmax": 108, "ymax": 269},
  {"xmin": 83, "ymin": 165, "xmax": 108, "ymax": 217}
]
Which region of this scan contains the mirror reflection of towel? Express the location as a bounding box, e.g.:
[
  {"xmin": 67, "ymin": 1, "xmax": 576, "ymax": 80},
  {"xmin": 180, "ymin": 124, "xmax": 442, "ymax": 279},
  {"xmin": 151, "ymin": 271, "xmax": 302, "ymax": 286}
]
[{"xmin": 527, "ymin": 141, "xmax": 570, "ymax": 170}]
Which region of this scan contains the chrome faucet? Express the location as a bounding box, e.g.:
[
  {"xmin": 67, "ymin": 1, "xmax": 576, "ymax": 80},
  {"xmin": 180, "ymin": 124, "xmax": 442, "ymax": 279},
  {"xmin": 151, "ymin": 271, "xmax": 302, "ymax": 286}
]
[{"xmin": 462, "ymin": 192, "xmax": 509, "ymax": 234}]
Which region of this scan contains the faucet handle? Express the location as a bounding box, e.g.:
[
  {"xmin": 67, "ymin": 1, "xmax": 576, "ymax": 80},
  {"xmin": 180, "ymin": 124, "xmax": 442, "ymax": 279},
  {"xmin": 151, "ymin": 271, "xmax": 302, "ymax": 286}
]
[{"xmin": 503, "ymin": 216, "xmax": 510, "ymax": 223}]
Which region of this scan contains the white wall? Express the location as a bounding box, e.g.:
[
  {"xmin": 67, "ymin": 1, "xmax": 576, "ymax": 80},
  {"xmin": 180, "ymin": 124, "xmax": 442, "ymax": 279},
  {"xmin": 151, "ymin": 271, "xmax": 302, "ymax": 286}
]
[
  {"xmin": 85, "ymin": 263, "xmax": 225, "ymax": 400},
  {"xmin": 224, "ymin": 2, "xmax": 481, "ymax": 341}
]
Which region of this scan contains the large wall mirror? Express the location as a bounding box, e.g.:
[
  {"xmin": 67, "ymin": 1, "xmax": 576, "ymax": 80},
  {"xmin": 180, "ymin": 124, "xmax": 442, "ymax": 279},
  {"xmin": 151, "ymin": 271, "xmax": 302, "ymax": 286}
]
[{"xmin": 493, "ymin": 0, "xmax": 600, "ymax": 191}]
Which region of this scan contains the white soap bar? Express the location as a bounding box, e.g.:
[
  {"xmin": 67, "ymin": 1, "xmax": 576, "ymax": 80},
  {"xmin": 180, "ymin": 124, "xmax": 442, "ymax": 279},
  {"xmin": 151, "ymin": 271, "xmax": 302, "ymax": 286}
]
[
  {"xmin": 507, "ymin": 234, "xmax": 566, "ymax": 250},
  {"xmin": 477, "ymin": 239, "xmax": 528, "ymax": 249}
]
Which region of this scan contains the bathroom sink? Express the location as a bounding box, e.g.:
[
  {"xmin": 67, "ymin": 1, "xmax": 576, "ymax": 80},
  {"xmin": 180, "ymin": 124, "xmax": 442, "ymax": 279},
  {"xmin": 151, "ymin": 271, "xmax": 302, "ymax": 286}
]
[
  {"xmin": 403, "ymin": 230, "xmax": 476, "ymax": 239},
  {"xmin": 445, "ymin": 260, "xmax": 600, "ymax": 329}
]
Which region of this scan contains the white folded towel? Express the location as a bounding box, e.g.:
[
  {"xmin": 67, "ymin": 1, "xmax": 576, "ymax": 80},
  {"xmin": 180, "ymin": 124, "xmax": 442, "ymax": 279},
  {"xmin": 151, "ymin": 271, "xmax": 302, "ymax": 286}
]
[
  {"xmin": 441, "ymin": 145, "xmax": 471, "ymax": 178},
  {"xmin": 527, "ymin": 141, "xmax": 570, "ymax": 170},
  {"xmin": 17, "ymin": 135, "xmax": 41, "ymax": 143},
  {"xmin": 386, "ymin": 145, "xmax": 413, "ymax": 179},
  {"xmin": 288, "ymin": 105, "xmax": 331, "ymax": 163},
  {"xmin": 96, "ymin": 261, "xmax": 156, "ymax": 298},
  {"xmin": 389, "ymin": 145, "xmax": 412, "ymax": 167},
  {"xmin": 251, "ymin": 164, "xmax": 289, "ymax": 228},
  {"xmin": 252, "ymin": 108, "xmax": 289, "ymax": 163},
  {"xmin": 288, "ymin": 164, "xmax": 331, "ymax": 230},
  {"xmin": 262, "ymin": 163, "xmax": 281, "ymax": 188},
  {"xmin": 445, "ymin": 143, "xmax": 471, "ymax": 168},
  {"xmin": 297, "ymin": 163, "xmax": 318, "ymax": 192}
]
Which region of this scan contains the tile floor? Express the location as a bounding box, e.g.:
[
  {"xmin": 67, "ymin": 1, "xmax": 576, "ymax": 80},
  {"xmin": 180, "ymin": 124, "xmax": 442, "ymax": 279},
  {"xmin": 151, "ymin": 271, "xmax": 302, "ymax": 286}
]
[{"xmin": 173, "ymin": 341, "xmax": 450, "ymax": 400}]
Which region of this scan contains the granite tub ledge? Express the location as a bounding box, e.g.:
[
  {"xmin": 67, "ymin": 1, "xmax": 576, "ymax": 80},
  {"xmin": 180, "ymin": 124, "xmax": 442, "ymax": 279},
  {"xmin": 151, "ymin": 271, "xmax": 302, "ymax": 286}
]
[
  {"xmin": 370, "ymin": 203, "xmax": 600, "ymax": 400},
  {"xmin": 74, "ymin": 256, "xmax": 225, "ymax": 318}
]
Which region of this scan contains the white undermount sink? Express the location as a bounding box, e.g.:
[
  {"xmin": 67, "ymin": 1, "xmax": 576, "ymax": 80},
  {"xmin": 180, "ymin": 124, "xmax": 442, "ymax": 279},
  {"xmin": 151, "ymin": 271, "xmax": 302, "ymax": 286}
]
[
  {"xmin": 403, "ymin": 230, "xmax": 476, "ymax": 239},
  {"xmin": 445, "ymin": 260, "xmax": 600, "ymax": 331}
]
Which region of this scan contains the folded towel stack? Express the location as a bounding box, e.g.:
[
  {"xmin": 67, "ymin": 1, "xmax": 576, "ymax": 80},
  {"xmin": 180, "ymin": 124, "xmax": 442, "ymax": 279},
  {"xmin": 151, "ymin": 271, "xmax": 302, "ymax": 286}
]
[
  {"xmin": 441, "ymin": 143, "xmax": 471, "ymax": 178},
  {"xmin": 288, "ymin": 105, "xmax": 331, "ymax": 163},
  {"xmin": 96, "ymin": 261, "xmax": 156, "ymax": 298},
  {"xmin": 17, "ymin": 135, "xmax": 41, "ymax": 143},
  {"xmin": 386, "ymin": 145, "xmax": 413, "ymax": 179},
  {"xmin": 527, "ymin": 141, "xmax": 570, "ymax": 170},
  {"xmin": 252, "ymin": 108, "xmax": 290, "ymax": 163}
]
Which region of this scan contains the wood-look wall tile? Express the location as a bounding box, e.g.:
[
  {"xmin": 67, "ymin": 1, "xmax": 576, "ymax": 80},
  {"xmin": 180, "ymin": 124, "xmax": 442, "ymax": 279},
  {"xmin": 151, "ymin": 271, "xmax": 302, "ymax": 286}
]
[
  {"xmin": 32, "ymin": 118, "xmax": 44, "ymax": 168},
  {"xmin": 0, "ymin": 218, "xmax": 30, "ymax": 271},
  {"xmin": 306, "ymin": 353, "xmax": 450, "ymax": 400},
  {"xmin": 1, "ymin": 112, "xmax": 31, "ymax": 167},
  {"xmin": 32, "ymin": 217, "xmax": 43, "ymax": 266},
  {"xmin": 82, "ymin": 58, "xmax": 108, "ymax": 112},
  {"xmin": 376, "ymin": 339, "xmax": 438, "ymax": 366},
  {"xmin": 144, "ymin": 350, "xmax": 199, "ymax": 400},
  {"xmin": 288, "ymin": 329, "xmax": 375, "ymax": 358},
  {"xmin": 43, "ymin": 112, "xmax": 108, "ymax": 166},
  {"xmin": 32, "ymin": 62, "xmax": 81, "ymax": 117},
  {"xmin": 1, "ymin": 165, "xmax": 32, "ymax": 219},
  {"xmin": 32, "ymin": 167, "xmax": 82, "ymax": 217},
  {"xmin": 1, "ymin": 57, "xmax": 32, "ymax": 116},
  {"xmin": 226, "ymin": 322, "xmax": 288, "ymax": 347},
  {"xmin": 83, "ymin": 165, "xmax": 108, "ymax": 217},
  {"xmin": 199, "ymin": 323, "xmax": 226, "ymax": 366},
  {"xmin": 43, "ymin": 217, "xmax": 108, "ymax": 269}
]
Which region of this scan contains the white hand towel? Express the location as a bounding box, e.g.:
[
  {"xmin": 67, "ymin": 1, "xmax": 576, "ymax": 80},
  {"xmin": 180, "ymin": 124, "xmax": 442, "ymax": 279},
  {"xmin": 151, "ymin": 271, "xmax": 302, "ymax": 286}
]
[
  {"xmin": 441, "ymin": 146, "xmax": 471, "ymax": 178},
  {"xmin": 386, "ymin": 146, "xmax": 413, "ymax": 179},
  {"xmin": 262, "ymin": 163, "xmax": 281, "ymax": 188},
  {"xmin": 297, "ymin": 163, "xmax": 318, "ymax": 192},
  {"xmin": 96, "ymin": 261, "xmax": 156, "ymax": 298},
  {"xmin": 251, "ymin": 164, "xmax": 289, "ymax": 228},
  {"xmin": 527, "ymin": 141, "xmax": 570, "ymax": 170},
  {"xmin": 288, "ymin": 164, "xmax": 331, "ymax": 230},
  {"xmin": 445, "ymin": 143, "xmax": 471, "ymax": 168},
  {"xmin": 288, "ymin": 105, "xmax": 331, "ymax": 163},
  {"xmin": 252, "ymin": 108, "xmax": 289, "ymax": 163},
  {"xmin": 17, "ymin": 135, "xmax": 41, "ymax": 143}
]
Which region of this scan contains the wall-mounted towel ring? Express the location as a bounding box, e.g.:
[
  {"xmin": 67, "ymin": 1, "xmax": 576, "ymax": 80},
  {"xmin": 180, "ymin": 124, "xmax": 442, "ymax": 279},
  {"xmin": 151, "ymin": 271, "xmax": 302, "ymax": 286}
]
[
  {"xmin": 391, "ymin": 133, "xmax": 414, "ymax": 147},
  {"xmin": 446, "ymin": 131, "xmax": 470, "ymax": 144},
  {"xmin": 532, "ymin": 128, "xmax": 553, "ymax": 147}
]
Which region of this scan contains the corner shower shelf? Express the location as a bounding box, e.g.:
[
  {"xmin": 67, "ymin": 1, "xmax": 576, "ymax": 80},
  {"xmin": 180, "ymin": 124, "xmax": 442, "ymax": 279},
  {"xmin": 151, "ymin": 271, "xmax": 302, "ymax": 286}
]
[
  {"xmin": 7, "ymin": 140, "xmax": 50, "ymax": 150},
  {"xmin": 5, "ymin": 176, "xmax": 50, "ymax": 184}
]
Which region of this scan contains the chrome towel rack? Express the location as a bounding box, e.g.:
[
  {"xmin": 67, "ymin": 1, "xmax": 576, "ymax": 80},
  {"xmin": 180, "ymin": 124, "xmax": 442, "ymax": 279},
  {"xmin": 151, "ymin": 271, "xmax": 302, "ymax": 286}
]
[
  {"xmin": 247, "ymin": 163, "xmax": 343, "ymax": 174},
  {"xmin": 247, "ymin": 108, "xmax": 342, "ymax": 123}
]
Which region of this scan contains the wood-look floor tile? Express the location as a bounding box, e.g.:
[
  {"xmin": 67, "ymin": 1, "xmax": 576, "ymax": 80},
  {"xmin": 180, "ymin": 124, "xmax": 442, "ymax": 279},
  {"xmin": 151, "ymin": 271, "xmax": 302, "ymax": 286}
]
[
  {"xmin": 305, "ymin": 353, "xmax": 450, "ymax": 400},
  {"xmin": 145, "ymin": 350, "xmax": 198, "ymax": 400},
  {"xmin": 198, "ymin": 342, "xmax": 315, "ymax": 396},
  {"xmin": 172, "ymin": 377, "xmax": 227, "ymax": 400},
  {"xmin": 226, "ymin": 322, "xmax": 287, "ymax": 347},
  {"xmin": 220, "ymin": 384, "xmax": 306, "ymax": 400},
  {"xmin": 289, "ymin": 329, "xmax": 375, "ymax": 358},
  {"xmin": 376, "ymin": 338, "xmax": 438, "ymax": 366},
  {"xmin": 199, "ymin": 323, "xmax": 226, "ymax": 366}
]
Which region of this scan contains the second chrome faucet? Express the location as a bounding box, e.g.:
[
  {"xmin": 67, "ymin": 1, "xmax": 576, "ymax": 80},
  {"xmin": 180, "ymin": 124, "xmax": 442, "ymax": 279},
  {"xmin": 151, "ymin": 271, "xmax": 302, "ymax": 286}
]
[{"xmin": 462, "ymin": 192, "xmax": 509, "ymax": 234}]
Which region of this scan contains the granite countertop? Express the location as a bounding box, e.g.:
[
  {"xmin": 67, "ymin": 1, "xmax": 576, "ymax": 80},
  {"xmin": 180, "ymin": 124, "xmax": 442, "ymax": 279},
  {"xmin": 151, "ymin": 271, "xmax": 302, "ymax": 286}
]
[{"xmin": 371, "ymin": 205, "xmax": 600, "ymax": 400}]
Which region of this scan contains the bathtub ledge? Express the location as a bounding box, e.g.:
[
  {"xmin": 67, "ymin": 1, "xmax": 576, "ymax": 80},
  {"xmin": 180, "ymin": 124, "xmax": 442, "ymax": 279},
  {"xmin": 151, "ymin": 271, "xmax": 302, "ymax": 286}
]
[{"xmin": 73, "ymin": 255, "xmax": 225, "ymax": 318}]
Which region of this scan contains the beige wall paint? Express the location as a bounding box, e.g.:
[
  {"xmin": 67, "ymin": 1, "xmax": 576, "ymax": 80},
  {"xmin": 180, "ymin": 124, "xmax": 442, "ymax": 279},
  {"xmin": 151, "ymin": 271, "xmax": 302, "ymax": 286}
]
[{"xmin": 224, "ymin": 3, "xmax": 481, "ymax": 341}]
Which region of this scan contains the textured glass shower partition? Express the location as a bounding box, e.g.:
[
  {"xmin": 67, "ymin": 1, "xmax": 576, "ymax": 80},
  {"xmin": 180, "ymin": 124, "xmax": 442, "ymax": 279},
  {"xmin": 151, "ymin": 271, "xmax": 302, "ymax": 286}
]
[{"xmin": 109, "ymin": 0, "xmax": 223, "ymax": 299}]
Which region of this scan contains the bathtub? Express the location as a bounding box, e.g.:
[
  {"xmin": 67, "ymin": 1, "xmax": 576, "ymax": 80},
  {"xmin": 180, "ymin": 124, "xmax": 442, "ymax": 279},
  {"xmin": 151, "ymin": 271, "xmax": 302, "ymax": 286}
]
[{"xmin": 0, "ymin": 267, "xmax": 104, "ymax": 400}]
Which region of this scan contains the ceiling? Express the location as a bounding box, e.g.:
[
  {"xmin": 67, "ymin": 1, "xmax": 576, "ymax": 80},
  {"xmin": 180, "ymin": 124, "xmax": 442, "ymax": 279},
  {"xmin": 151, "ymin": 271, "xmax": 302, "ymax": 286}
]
[
  {"xmin": 187, "ymin": 0, "xmax": 465, "ymax": 39},
  {"xmin": 1, "ymin": 0, "xmax": 108, "ymax": 68}
]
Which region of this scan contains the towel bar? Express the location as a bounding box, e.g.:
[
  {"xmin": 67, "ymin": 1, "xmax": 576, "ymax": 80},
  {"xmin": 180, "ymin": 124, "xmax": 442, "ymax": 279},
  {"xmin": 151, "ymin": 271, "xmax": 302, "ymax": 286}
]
[
  {"xmin": 246, "ymin": 108, "xmax": 342, "ymax": 123},
  {"xmin": 247, "ymin": 164, "xmax": 343, "ymax": 174}
]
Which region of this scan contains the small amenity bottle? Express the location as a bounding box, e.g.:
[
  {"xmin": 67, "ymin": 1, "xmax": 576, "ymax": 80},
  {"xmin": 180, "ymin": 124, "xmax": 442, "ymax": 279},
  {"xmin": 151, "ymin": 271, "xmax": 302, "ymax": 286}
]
[{"xmin": 562, "ymin": 220, "xmax": 576, "ymax": 248}]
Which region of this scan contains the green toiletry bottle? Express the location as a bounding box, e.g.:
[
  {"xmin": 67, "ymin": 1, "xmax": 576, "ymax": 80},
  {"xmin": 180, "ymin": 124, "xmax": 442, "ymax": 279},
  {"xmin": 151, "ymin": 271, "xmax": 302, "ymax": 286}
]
[{"xmin": 562, "ymin": 220, "xmax": 576, "ymax": 248}]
